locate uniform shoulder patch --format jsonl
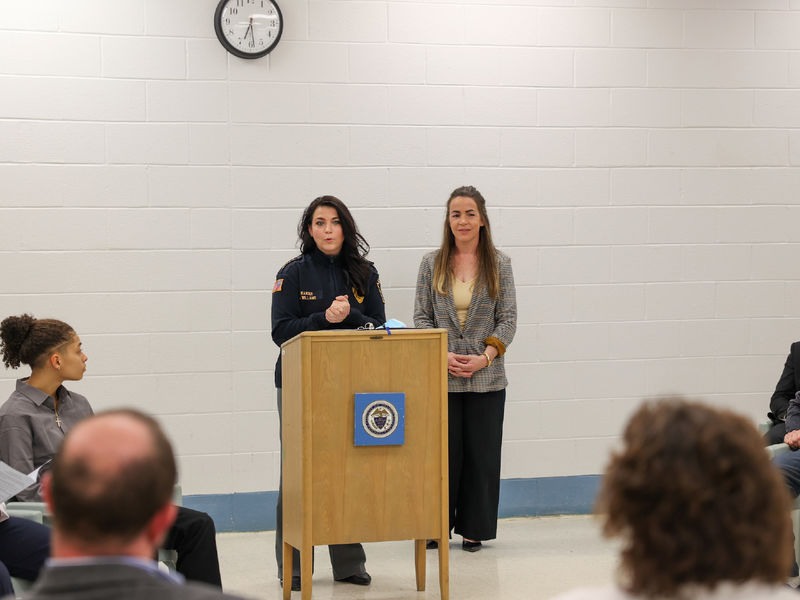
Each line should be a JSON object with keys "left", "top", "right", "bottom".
{"left": 376, "top": 278, "right": 385, "bottom": 304}
{"left": 272, "top": 279, "right": 284, "bottom": 293}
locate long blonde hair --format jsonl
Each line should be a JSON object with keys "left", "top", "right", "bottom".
{"left": 432, "top": 186, "right": 499, "bottom": 300}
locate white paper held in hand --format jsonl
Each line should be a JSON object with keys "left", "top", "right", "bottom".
{"left": 0, "top": 460, "right": 50, "bottom": 503}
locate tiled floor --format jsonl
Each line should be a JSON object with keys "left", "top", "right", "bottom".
{"left": 218, "top": 515, "right": 620, "bottom": 599}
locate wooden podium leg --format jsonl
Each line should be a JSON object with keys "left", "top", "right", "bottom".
{"left": 414, "top": 539, "right": 426, "bottom": 591}
{"left": 438, "top": 538, "right": 449, "bottom": 600}
{"left": 282, "top": 542, "right": 292, "bottom": 600}
{"left": 301, "top": 545, "right": 312, "bottom": 600}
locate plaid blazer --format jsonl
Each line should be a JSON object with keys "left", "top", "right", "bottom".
{"left": 413, "top": 250, "right": 517, "bottom": 393}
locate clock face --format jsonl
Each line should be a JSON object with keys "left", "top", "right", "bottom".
{"left": 214, "top": 0, "right": 283, "bottom": 59}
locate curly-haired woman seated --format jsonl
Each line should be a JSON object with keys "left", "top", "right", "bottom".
{"left": 0, "top": 314, "right": 222, "bottom": 588}
{"left": 552, "top": 399, "right": 797, "bottom": 600}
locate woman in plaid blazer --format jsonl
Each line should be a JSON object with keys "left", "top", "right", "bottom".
{"left": 414, "top": 186, "right": 517, "bottom": 552}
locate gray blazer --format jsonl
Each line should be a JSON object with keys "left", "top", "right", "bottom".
{"left": 12, "top": 563, "right": 245, "bottom": 600}
{"left": 413, "top": 249, "right": 517, "bottom": 393}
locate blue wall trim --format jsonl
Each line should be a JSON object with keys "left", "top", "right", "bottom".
{"left": 184, "top": 491, "right": 278, "bottom": 533}
{"left": 184, "top": 475, "right": 602, "bottom": 533}
{"left": 497, "top": 475, "right": 602, "bottom": 518}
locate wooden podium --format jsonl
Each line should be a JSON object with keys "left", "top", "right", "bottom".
{"left": 281, "top": 328, "right": 449, "bottom": 600}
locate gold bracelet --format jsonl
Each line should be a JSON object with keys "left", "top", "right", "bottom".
{"left": 483, "top": 352, "right": 492, "bottom": 367}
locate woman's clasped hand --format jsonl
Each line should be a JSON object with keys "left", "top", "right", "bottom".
{"left": 325, "top": 295, "right": 351, "bottom": 323}
{"left": 447, "top": 352, "right": 490, "bottom": 378}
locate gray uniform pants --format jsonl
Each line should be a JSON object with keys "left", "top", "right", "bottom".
{"left": 275, "top": 388, "right": 367, "bottom": 580}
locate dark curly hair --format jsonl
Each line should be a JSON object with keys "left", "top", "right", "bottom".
{"left": 0, "top": 314, "right": 75, "bottom": 369}
{"left": 598, "top": 398, "right": 793, "bottom": 598}
{"left": 298, "top": 196, "right": 372, "bottom": 297}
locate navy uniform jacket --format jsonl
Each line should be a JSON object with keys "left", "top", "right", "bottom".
{"left": 271, "top": 249, "right": 386, "bottom": 387}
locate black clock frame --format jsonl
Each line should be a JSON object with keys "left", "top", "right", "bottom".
{"left": 214, "top": 0, "right": 283, "bottom": 59}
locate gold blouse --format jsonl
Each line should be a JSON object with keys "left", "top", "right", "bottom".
{"left": 453, "top": 277, "right": 475, "bottom": 329}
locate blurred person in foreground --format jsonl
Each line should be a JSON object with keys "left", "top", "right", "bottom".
{"left": 551, "top": 399, "right": 797, "bottom": 600}
{"left": 9, "top": 409, "right": 246, "bottom": 600}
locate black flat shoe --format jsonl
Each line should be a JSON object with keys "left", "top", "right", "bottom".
{"left": 462, "top": 540, "right": 482, "bottom": 552}
{"left": 336, "top": 572, "right": 372, "bottom": 586}
{"left": 279, "top": 576, "right": 301, "bottom": 591}
{"left": 426, "top": 539, "right": 438, "bottom": 549}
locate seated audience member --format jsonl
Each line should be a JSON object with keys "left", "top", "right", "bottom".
{"left": 774, "top": 391, "right": 800, "bottom": 578}
{"left": 0, "top": 314, "right": 222, "bottom": 588}
{"left": 551, "top": 399, "right": 797, "bottom": 600}
{"left": 0, "top": 502, "right": 49, "bottom": 595}
{"left": 777, "top": 389, "right": 800, "bottom": 472}
{"left": 765, "top": 341, "right": 800, "bottom": 445}
{"left": 15, "top": 409, "right": 244, "bottom": 600}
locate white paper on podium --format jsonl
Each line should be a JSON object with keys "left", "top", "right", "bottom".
{"left": 0, "top": 460, "right": 48, "bottom": 503}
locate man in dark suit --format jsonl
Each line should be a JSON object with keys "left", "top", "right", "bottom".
{"left": 765, "top": 341, "right": 800, "bottom": 445}
{"left": 14, "top": 409, "right": 245, "bottom": 600}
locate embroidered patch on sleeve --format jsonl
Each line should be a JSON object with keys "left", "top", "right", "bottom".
{"left": 272, "top": 279, "right": 284, "bottom": 293}
{"left": 376, "top": 279, "right": 385, "bottom": 304}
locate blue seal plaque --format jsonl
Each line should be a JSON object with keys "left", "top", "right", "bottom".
{"left": 354, "top": 393, "right": 405, "bottom": 446}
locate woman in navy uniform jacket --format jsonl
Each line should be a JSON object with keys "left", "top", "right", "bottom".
{"left": 271, "top": 195, "right": 385, "bottom": 590}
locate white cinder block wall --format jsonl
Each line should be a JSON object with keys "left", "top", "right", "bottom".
{"left": 2, "top": 0, "right": 800, "bottom": 518}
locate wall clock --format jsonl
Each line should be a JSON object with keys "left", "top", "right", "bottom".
{"left": 214, "top": 0, "right": 283, "bottom": 59}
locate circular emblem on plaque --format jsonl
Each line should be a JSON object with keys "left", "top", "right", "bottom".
{"left": 362, "top": 400, "right": 399, "bottom": 438}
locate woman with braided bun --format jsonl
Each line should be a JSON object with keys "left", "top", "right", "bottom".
{"left": 0, "top": 314, "right": 224, "bottom": 589}
{"left": 0, "top": 314, "right": 91, "bottom": 500}
{"left": 0, "top": 315, "right": 78, "bottom": 595}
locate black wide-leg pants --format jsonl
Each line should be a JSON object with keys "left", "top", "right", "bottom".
{"left": 448, "top": 389, "right": 506, "bottom": 542}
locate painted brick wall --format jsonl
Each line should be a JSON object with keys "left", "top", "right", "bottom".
{"left": 2, "top": 0, "right": 799, "bottom": 499}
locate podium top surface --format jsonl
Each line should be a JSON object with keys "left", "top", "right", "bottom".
{"left": 281, "top": 327, "right": 447, "bottom": 348}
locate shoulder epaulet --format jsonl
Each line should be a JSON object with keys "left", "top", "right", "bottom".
{"left": 278, "top": 255, "right": 303, "bottom": 272}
